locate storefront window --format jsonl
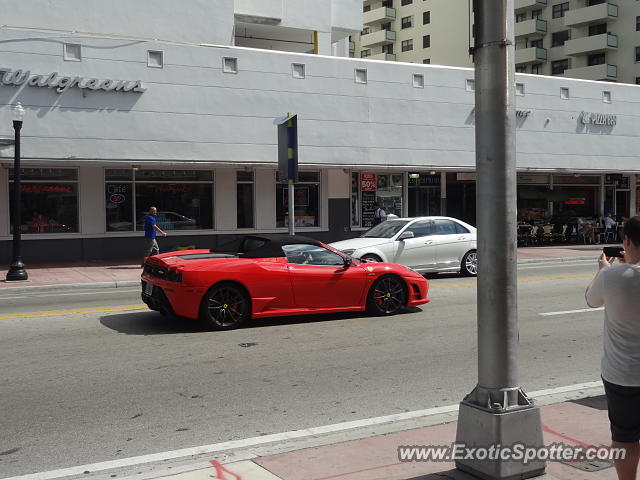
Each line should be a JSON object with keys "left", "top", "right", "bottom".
{"left": 552, "top": 175, "right": 600, "bottom": 219}
{"left": 105, "top": 169, "right": 214, "bottom": 231}
{"left": 237, "top": 171, "right": 254, "bottom": 228}
{"left": 376, "top": 173, "right": 403, "bottom": 217}
{"left": 552, "top": 186, "right": 598, "bottom": 218}
{"left": 517, "top": 186, "right": 551, "bottom": 221}
{"left": 352, "top": 172, "right": 403, "bottom": 228}
{"left": 276, "top": 171, "right": 319, "bottom": 228}
{"left": 351, "top": 172, "right": 360, "bottom": 227}
{"left": 9, "top": 168, "right": 78, "bottom": 234}
{"left": 517, "top": 175, "right": 602, "bottom": 222}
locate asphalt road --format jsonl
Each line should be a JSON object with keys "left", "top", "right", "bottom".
{"left": 0, "top": 259, "right": 603, "bottom": 477}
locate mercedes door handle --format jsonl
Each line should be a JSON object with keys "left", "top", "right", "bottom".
{"left": 424, "top": 240, "right": 434, "bottom": 245}
{"left": 458, "top": 236, "right": 468, "bottom": 240}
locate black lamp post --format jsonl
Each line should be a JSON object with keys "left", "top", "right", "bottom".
{"left": 6, "top": 102, "right": 28, "bottom": 282}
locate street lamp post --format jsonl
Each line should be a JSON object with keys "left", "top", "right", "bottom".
{"left": 6, "top": 102, "right": 28, "bottom": 282}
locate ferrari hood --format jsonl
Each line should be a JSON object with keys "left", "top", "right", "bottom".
{"left": 330, "top": 237, "right": 391, "bottom": 251}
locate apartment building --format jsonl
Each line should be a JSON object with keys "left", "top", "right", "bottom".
{"left": 351, "top": 0, "right": 640, "bottom": 84}
{"left": 514, "top": 0, "right": 640, "bottom": 84}
{"left": 351, "top": 0, "right": 473, "bottom": 66}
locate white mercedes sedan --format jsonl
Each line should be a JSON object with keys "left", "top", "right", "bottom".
{"left": 330, "top": 217, "right": 477, "bottom": 277}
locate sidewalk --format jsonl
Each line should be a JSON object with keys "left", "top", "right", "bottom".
{"left": 149, "top": 387, "right": 615, "bottom": 480}
{"left": 0, "top": 245, "right": 606, "bottom": 292}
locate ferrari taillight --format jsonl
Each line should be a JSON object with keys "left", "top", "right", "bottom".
{"left": 167, "top": 267, "right": 183, "bottom": 282}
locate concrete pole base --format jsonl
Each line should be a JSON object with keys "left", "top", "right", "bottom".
{"left": 455, "top": 402, "right": 546, "bottom": 480}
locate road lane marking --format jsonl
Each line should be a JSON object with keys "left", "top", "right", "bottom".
{"left": 0, "top": 381, "right": 603, "bottom": 480}
{"left": 0, "top": 305, "right": 147, "bottom": 320}
{"left": 430, "top": 272, "right": 593, "bottom": 288}
{"left": 540, "top": 307, "right": 604, "bottom": 316}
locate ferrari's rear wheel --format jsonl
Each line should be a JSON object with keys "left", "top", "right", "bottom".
{"left": 366, "top": 275, "right": 407, "bottom": 316}
{"left": 200, "top": 282, "right": 250, "bottom": 330}
{"left": 360, "top": 254, "right": 382, "bottom": 263}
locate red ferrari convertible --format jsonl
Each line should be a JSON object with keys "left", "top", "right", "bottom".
{"left": 141, "top": 234, "right": 429, "bottom": 330}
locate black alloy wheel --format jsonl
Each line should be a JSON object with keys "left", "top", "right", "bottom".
{"left": 366, "top": 275, "right": 407, "bottom": 316}
{"left": 200, "top": 282, "right": 250, "bottom": 330}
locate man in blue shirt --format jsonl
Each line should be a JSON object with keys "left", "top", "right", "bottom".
{"left": 142, "top": 206, "right": 167, "bottom": 266}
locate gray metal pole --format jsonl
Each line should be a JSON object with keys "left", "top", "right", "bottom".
{"left": 455, "top": 1, "right": 545, "bottom": 478}
{"left": 288, "top": 181, "right": 295, "bottom": 235}
{"left": 475, "top": 0, "right": 518, "bottom": 398}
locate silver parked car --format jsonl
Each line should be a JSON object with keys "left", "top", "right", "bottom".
{"left": 330, "top": 216, "right": 477, "bottom": 276}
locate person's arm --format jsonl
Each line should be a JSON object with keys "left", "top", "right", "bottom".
{"left": 153, "top": 224, "right": 167, "bottom": 237}
{"left": 585, "top": 252, "right": 610, "bottom": 308}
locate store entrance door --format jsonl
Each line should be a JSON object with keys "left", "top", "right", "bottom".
{"left": 408, "top": 187, "right": 441, "bottom": 217}
{"left": 616, "top": 190, "right": 630, "bottom": 218}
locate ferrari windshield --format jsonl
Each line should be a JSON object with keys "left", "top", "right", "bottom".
{"left": 361, "top": 220, "right": 410, "bottom": 238}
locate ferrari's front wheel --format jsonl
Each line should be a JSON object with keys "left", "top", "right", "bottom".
{"left": 200, "top": 282, "right": 250, "bottom": 330}
{"left": 366, "top": 275, "right": 407, "bottom": 316}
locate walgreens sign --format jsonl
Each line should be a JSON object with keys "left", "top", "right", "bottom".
{"left": 0, "top": 67, "right": 146, "bottom": 94}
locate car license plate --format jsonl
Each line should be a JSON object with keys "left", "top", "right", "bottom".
{"left": 144, "top": 281, "right": 154, "bottom": 296}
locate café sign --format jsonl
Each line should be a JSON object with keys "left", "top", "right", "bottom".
{"left": 581, "top": 111, "right": 616, "bottom": 126}
{"left": 0, "top": 67, "right": 146, "bottom": 94}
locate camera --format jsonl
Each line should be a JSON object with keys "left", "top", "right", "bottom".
{"left": 603, "top": 246, "right": 624, "bottom": 258}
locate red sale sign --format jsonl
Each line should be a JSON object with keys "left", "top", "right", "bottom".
{"left": 360, "top": 173, "right": 377, "bottom": 191}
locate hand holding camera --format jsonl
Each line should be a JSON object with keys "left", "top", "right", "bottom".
{"left": 599, "top": 246, "right": 626, "bottom": 270}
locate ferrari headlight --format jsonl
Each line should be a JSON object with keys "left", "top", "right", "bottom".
{"left": 341, "top": 249, "right": 356, "bottom": 256}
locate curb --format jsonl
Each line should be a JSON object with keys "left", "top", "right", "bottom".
{"left": 0, "top": 280, "right": 140, "bottom": 294}
{"left": 0, "top": 256, "right": 598, "bottom": 294}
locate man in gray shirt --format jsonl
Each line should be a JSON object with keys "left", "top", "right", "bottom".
{"left": 586, "top": 216, "right": 640, "bottom": 480}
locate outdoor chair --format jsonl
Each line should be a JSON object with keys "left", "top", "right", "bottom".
{"left": 517, "top": 225, "right": 532, "bottom": 246}
{"left": 552, "top": 224, "right": 568, "bottom": 244}
{"left": 529, "top": 225, "right": 539, "bottom": 246}
{"left": 541, "top": 225, "right": 553, "bottom": 244}
{"left": 599, "top": 229, "right": 615, "bottom": 244}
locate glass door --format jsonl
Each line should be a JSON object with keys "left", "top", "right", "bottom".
{"left": 408, "top": 186, "right": 441, "bottom": 217}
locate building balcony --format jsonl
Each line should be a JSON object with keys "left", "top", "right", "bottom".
{"left": 515, "top": 47, "right": 548, "bottom": 65}
{"left": 515, "top": 0, "right": 548, "bottom": 13}
{"left": 564, "top": 63, "right": 617, "bottom": 81}
{"left": 370, "top": 52, "right": 396, "bottom": 61}
{"left": 360, "top": 29, "right": 396, "bottom": 47}
{"left": 564, "top": 2, "right": 618, "bottom": 28}
{"left": 564, "top": 33, "right": 618, "bottom": 56}
{"left": 515, "top": 19, "right": 547, "bottom": 39}
{"left": 363, "top": 7, "right": 396, "bottom": 25}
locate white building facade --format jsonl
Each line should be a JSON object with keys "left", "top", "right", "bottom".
{"left": 0, "top": 0, "right": 639, "bottom": 262}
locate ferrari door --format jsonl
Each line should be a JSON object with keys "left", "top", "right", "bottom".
{"left": 283, "top": 244, "right": 368, "bottom": 308}
{"left": 393, "top": 220, "right": 438, "bottom": 270}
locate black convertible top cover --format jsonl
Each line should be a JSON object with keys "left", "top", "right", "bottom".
{"left": 214, "top": 234, "right": 322, "bottom": 258}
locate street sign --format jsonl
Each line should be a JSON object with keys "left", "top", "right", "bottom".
{"left": 277, "top": 114, "right": 298, "bottom": 183}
